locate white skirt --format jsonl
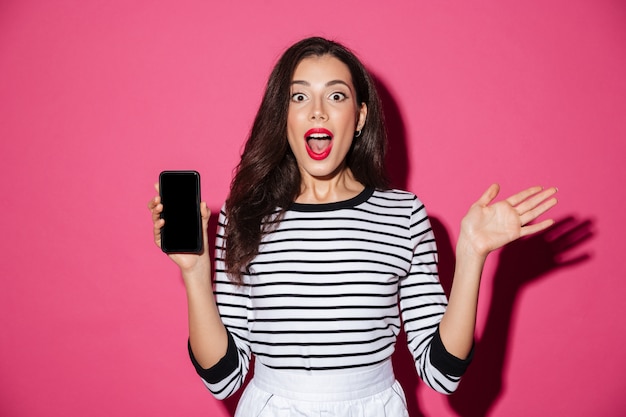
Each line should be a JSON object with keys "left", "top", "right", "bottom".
{"left": 234, "top": 359, "right": 409, "bottom": 417}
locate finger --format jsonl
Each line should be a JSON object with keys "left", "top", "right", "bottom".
{"left": 147, "top": 195, "right": 161, "bottom": 210}
{"left": 520, "top": 196, "right": 558, "bottom": 225}
{"left": 153, "top": 217, "right": 164, "bottom": 233}
{"left": 154, "top": 182, "right": 160, "bottom": 193}
{"left": 200, "top": 202, "right": 210, "bottom": 234}
{"left": 200, "top": 202, "right": 210, "bottom": 247}
{"left": 476, "top": 183, "right": 500, "bottom": 206}
{"left": 520, "top": 218, "right": 555, "bottom": 238}
{"left": 505, "top": 186, "right": 544, "bottom": 207}
{"left": 200, "top": 201, "right": 210, "bottom": 220}
{"left": 516, "top": 187, "right": 558, "bottom": 214}
{"left": 151, "top": 202, "right": 163, "bottom": 223}
{"left": 153, "top": 217, "right": 164, "bottom": 248}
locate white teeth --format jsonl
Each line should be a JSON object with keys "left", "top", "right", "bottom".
{"left": 307, "top": 133, "right": 331, "bottom": 139}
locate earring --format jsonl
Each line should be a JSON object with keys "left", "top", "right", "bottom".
{"left": 355, "top": 129, "right": 362, "bottom": 138}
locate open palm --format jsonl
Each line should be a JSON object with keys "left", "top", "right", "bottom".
{"left": 461, "top": 184, "right": 558, "bottom": 257}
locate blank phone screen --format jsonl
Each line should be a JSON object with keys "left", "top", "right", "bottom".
{"left": 159, "top": 171, "right": 202, "bottom": 253}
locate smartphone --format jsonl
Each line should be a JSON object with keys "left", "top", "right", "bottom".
{"left": 158, "top": 170, "right": 203, "bottom": 254}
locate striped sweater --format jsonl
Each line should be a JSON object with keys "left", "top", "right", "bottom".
{"left": 189, "top": 188, "right": 472, "bottom": 398}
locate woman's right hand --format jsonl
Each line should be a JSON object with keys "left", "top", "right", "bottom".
{"left": 148, "top": 184, "right": 211, "bottom": 274}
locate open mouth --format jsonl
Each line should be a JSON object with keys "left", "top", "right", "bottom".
{"left": 304, "top": 128, "right": 333, "bottom": 160}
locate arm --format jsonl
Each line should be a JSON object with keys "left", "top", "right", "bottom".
{"left": 438, "top": 184, "right": 558, "bottom": 359}
{"left": 401, "top": 197, "right": 471, "bottom": 394}
{"left": 148, "top": 190, "right": 229, "bottom": 368}
{"left": 192, "top": 209, "right": 253, "bottom": 398}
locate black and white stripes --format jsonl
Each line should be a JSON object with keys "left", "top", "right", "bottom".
{"left": 192, "top": 188, "right": 470, "bottom": 398}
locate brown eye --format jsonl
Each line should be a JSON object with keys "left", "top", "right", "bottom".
{"left": 330, "top": 92, "right": 347, "bottom": 101}
{"left": 291, "top": 93, "right": 307, "bottom": 102}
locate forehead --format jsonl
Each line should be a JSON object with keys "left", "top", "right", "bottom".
{"left": 292, "top": 55, "right": 353, "bottom": 86}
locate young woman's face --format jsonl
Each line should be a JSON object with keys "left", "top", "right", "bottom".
{"left": 287, "top": 54, "right": 367, "bottom": 182}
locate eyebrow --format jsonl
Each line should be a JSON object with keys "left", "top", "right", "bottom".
{"left": 290, "top": 80, "right": 352, "bottom": 88}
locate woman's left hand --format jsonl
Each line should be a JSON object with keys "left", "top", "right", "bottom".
{"left": 459, "top": 184, "right": 558, "bottom": 258}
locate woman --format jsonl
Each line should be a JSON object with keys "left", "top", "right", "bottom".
{"left": 148, "top": 37, "right": 557, "bottom": 416}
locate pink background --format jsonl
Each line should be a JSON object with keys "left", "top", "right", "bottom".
{"left": 1, "top": 1, "right": 624, "bottom": 416}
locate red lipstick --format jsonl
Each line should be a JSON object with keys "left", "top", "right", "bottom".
{"left": 304, "top": 128, "right": 333, "bottom": 160}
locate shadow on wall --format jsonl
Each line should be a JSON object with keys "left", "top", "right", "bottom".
{"left": 374, "top": 74, "right": 409, "bottom": 192}
{"left": 443, "top": 215, "right": 594, "bottom": 417}
{"left": 393, "top": 215, "right": 594, "bottom": 417}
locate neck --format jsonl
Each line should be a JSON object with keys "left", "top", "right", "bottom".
{"left": 296, "top": 167, "right": 364, "bottom": 204}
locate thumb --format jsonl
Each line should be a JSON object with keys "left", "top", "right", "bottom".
{"left": 200, "top": 202, "right": 210, "bottom": 223}
{"left": 476, "top": 183, "right": 500, "bottom": 207}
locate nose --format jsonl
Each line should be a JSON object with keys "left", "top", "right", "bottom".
{"left": 309, "top": 99, "right": 327, "bottom": 121}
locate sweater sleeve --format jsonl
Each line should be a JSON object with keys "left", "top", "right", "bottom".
{"left": 399, "top": 195, "right": 473, "bottom": 394}
{"left": 187, "top": 208, "right": 252, "bottom": 399}
{"left": 188, "top": 330, "right": 239, "bottom": 383}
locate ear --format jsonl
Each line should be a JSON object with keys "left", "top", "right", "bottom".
{"left": 356, "top": 102, "right": 367, "bottom": 131}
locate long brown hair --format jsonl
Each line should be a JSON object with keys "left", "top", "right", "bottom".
{"left": 224, "top": 37, "right": 389, "bottom": 284}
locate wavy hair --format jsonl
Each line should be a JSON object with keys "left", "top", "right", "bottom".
{"left": 224, "top": 37, "right": 389, "bottom": 284}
